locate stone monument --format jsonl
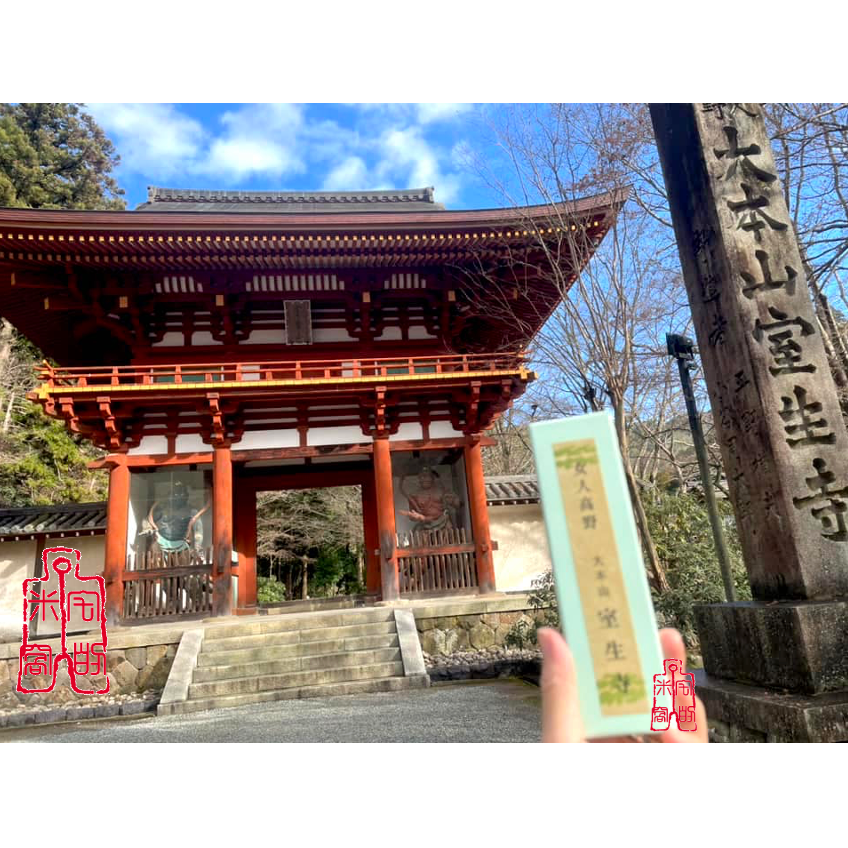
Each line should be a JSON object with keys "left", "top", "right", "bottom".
{"left": 651, "top": 103, "right": 848, "bottom": 742}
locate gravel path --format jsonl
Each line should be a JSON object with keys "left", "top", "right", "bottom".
{"left": 1, "top": 679, "right": 542, "bottom": 743}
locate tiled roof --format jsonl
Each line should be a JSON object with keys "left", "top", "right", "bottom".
{"left": 0, "top": 502, "right": 107, "bottom": 540}
{"left": 137, "top": 186, "right": 445, "bottom": 213}
{"left": 485, "top": 475, "right": 540, "bottom": 505}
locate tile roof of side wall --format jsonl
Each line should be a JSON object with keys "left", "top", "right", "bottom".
{"left": 0, "top": 502, "right": 107, "bottom": 539}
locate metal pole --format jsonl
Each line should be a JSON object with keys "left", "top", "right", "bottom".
{"left": 667, "top": 334, "right": 736, "bottom": 602}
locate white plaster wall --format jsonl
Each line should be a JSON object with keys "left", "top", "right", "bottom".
{"left": 0, "top": 539, "right": 34, "bottom": 638}
{"left": 312, "top": 328, "right": 355, "bottom": 343}
{"left": 175, "top": 434, "right": 208, "bottom": 453}
{"left": 128, "top": 436, "right": 169, "bottom": 456}
{"left": 151, "top": 332, "right": 183, "bottom": 347}
{"left": 375, "top": 326, "right": 402, "bottom": 341}
{"left": 244, "top": 329, "right": 286, "bottom": 345}
{"left": 41, "top": 536, "right": 106, "bottom": 636}
{"left": 0, "top": 536, "right": 107, "bottom": 639}
{"left": 489, "top": 503, "right": 552, "bottom": 592}
{"left": 191, "top": 331, "right": 224, "bottom": 346}
{"left": 428, "top": 421, "right": 464, "bottom": 439}
{"left": 307, "top": 426, "right": 372, "bottom": 446}
{"left": 237, "top": 429, "right": 300, "bottom": 451}
{"left": 407, "top": 325, "right": 436, "bottom": 339}
{"left": 390, "top": 423, "right": 423, "bottom": 441}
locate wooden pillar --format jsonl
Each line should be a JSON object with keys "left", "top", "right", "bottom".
{"left": 361, "top": 479, "right": 381, "bottom": 594}
{"left": 465, "top": 437, "right": 496, "bottom": 594}
{"left": 104, "top": 456, "right": 129, "bottom": 624}
{"left": 235, "top": 481, "right": 257, "bottom": 613}
{"left": 373, "top": 436, "right": 399, "bottom": 601}
{"left": 212, "top": 445, "right": 233, "bottom": 616}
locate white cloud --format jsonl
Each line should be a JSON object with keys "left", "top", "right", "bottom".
{"left": 194, "top": 103, "right": 306, "bottom": 181}
{"left": 86, "top": 103, "right": 204, "bottom": 179}
{"left": 322, "top": 156, "right": 370, "bottom": 191}
{"left": 415, "top": 103, "right": 473, "bottom": 124}
{"left": 88, "top": 103, "right": 469, "bottom": 205}
{"left": 374, "top": 127, "right": 462, "bottom": 203}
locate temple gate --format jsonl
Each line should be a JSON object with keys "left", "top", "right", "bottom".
{"left": 0, "top": 186, "right": 620, "bottom": 623}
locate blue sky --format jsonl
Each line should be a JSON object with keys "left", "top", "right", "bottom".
{"left": 87, "top": 103, "right": 502, "bottom": 211}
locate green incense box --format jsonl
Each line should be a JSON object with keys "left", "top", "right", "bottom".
{"left": 530, "top": 411, "right": 667, "bottom": 738}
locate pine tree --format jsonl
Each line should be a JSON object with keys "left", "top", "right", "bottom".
{"left": 0, "top": 103, "right": 125, "bottom": 210}
{"left": 0, "top": 103, "right": 125, "bottom": 505}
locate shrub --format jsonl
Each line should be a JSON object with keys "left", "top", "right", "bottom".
{"left": 257, "top": 575, "right": 287, "bottom": 605}
{"left": 504, "top": 570, "right": 559, "bottom": 649}
{"left": 646, "top": 488, "right": 750, "bottom": 653}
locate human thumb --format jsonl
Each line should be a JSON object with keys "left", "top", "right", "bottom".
{"left": 539, "top": 627, "right": 584, "bottom": 743}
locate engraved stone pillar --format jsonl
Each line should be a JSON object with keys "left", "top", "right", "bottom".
{"left": 651, "top": 103, "right": 848, "bottom": 741}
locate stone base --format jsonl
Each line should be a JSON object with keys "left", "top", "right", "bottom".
{"left": 695, "top": 670, "right": 848, "bottom": 742}
{"left": 694, "top": 600, "right": 848, "bottom": 694}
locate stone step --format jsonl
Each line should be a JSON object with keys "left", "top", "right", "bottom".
{"left": 159, "top": 674, "right": 429, "bottom": 717}
{"left": 188, "top": 661, "right": 405, "bottom": 699}
{"left": 196, "top": 633, "right": 400, "bottom": 668}
{"left": 200, "top": 621, "right": 396, "bottom": 653}
{"left": 193, "top": 647, "right": 403, "bottom": 682}
{"left": 204, "top": 608, "right": 395, "bottom": 641}
{"left": 259, "top": 595, "right": 373, "bottom": 615}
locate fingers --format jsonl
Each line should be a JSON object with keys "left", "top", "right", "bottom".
{"left": 538, "top": 627, "right": 584, "bottom": 743}
{"left": 657, "top": 627, "right": 709, "bottom": 743}
{"left": 659, "top": 628, "right": 687, "bottom": 673}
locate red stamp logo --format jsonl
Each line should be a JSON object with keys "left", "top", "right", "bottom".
{"left": 17, "top": 547, "right": 109, "bottom": 695}
{"left": 650, "top": 658, "right": 696, "bottom": 731}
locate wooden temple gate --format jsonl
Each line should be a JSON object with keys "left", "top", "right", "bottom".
{"left": 2, "top": 184, "right": 621, "bottom": 623}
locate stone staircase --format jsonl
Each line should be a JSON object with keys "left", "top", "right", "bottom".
{"left": 158, "top": 607, "right": 428, "bottom": 716}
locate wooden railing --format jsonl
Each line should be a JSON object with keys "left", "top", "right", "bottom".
{"left": 122, "top": 547, "right": 213, "bottom": 621}
{"left": 396, "top": 527, "right": 478, "bottom": 595}
{"left": 127, "top": 546, "right": 212, "bottom": 572}
{"left": 36, "top": 352, "right": 526, "bottom": 390}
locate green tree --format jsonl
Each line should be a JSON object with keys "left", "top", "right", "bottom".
{"left": 645, "top": 488, "right": 750, "bottom": 653}
{"left": 0, "top": 103, "right": 124, "bottom": 209}
{"left": 256, "top": 486, "right": 365, "bottom": 600}
{"left": 0, "top": 103, "right": 125, "bottom": 506}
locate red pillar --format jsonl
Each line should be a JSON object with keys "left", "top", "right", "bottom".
{"left": 373, "top": 436, "right": 399, "bottom": 601}
{"left": 361, "top": 479, "right": 381, "bottom": 595}
{"left": 465, "top": 437, "right": 496, "bottom": 594}
{"left": 213, "top": 445, "right": 233, "bottom": 616}
{"left": 104, "top": 456, "right": 129, "bottom": 624}
{"left": 235, "top": 481, "right": 257, "bottom": 613}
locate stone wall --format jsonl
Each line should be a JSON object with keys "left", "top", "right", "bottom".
{"left": 707, "top": 718, "right": 768, "bottom": 743}
{"left": 412, "top": 594, "right": 545, "bottom": 656}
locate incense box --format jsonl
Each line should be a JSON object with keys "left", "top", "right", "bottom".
{"left": 529, "top": 411, "right": 668, "bottom": 738}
